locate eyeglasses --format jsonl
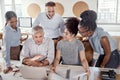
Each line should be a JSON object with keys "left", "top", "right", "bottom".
{"left": 63, "top": 32, "right": 72, "bottom": 36}
{"left": 79, "top": 29, "right": 89, "bottom": 34}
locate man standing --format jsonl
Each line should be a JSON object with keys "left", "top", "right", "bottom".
{"left": 33, "top": 1, "right": 64, "bottom": 42}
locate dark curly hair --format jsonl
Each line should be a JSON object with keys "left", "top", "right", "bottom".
{"left": 65, "top": 17, "right": 80, "bottom": 36}
{"left": 80, "top": 10, "right": 97, "bottom": 31}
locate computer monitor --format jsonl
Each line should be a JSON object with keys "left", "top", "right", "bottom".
{"left": 18, "top": 17, "right": 32, "bottom": 28}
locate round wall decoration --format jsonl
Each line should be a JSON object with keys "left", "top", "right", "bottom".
{"left": 27, "top": 3, "right": 41, "bottom": 18}
{"left": 73, "top": 1, "right": 89, "bottom": 17}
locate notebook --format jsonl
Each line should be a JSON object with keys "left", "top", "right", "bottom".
{"left": 20, "top": 65, "right": 47, "bottom": 79}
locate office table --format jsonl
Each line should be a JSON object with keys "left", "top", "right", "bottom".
{"left": 0, "top": 60, "right": 120, "bottom": 80}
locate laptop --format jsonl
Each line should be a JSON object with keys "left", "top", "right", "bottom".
{"left": 20, "top": 65, "right": 48, "bottom": 79}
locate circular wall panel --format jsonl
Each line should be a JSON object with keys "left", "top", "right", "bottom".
{"left": 27, "top": 3, "right": 41, "bottom": 18}
{"left": 73, "top": 1, "right": 89, "bottom": 17}
{"left": 55, "top": 2, "right": 64, "bottom": 16}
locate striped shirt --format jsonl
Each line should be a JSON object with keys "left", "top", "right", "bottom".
{"left": 33, "top": 12, "right": 65, "bottom": 38}
{"left": 20, "top": 37, "right": 54, "bottom": 64}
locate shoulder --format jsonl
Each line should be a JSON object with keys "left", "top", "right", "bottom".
{"left": 96, "top": 27, "right": 104, "bottom": 33}
{"left": 24, "top": 38, "right": 33, "bottom": 44}
{"left": 74, "top": 39, "right": 83, "bottom": 44}
{"left": 44, "top": 37, "right": 51, "bottom": 40}
{"left": 57, "top": 40, "right": 66, "bottom": 46}
{"left": 54, "top": 14, "right": 63, "bottom": 20}
{"left": 96, "top": 27, "right": 108, "bottom": 38}
{"left": 44, "top": 37, "right": 53, "bottom": 43}
{"left": 3, "top": 26, "right": 11, "bottom": 34}
{"left": 55, "top": 13, "right": 61, "bottom": 17}
{"left": 38, "top": 12, "right": 46, "bottom": 17}
{"left": 58, "top": 39, "right": 65, "bottom": 44}
{"left": 4, "top": 25, "right": 10, "bottom": 31}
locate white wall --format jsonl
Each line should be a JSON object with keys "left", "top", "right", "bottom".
{"left": 0, "top": 0, "right": 120, "bottom": 35}
{"left": 20, "top": 0, "right": 120, "bottom": 36}
{"left": 21, "top": 0, "right": 97, "bottom": 18}
{"left": 21, "top": 0, "right": 45, "bottom": 18}
{"left": 47, "top": 0, "right": 97, "bottom": 17}
{"left": 98, "top": 24, "right": 120, "bottom": 36}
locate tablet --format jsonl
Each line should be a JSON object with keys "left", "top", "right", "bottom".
{"left": 36, "top": 56, "right": 47, "bottom": 62}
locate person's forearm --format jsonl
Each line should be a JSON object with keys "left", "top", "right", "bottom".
{"left": 53, "top": 58, "right": 60, "bottom": 67}
{"left": 20, "top": 37, "right": 28, "bottom": 42}
{"left": 22, "top": 58, "right": 44, "bottom": 67}
{"left": 101, "top": 55, "right": 110, "bottom": 67}
{"left": 22, "top": 58, "right": 31, "bottom": 65}
{"left": 81, "top": 59, "right": 90, "bottom": 72}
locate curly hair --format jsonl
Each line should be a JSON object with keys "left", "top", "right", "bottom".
{"left": 65, "top": 17, "right": 80, "bottom": 36}
{"left": 80, "top": 10, "right": 97, "bottom": 31}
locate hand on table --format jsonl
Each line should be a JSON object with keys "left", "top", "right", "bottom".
{"left": 25, "top": 59, "right": 43, "bottom": 67}
{"left": 50, "top": 66, "right": 56, "bottom": 73}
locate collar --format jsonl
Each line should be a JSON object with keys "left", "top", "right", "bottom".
{"left": 32, "top": 37, "right": 46, "bottom": 45}
{"left": 46, "top": 13, "right": 55, "bottom": 20}
{"left": 7, "top": 24, "right": 18, "bottom": 32}
{"left": 89, "top": 28, "right": 98, "bottom": 39}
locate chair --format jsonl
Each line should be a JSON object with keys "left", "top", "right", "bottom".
{"left": 76, "top": 36, "right": 94, "bottom": 66}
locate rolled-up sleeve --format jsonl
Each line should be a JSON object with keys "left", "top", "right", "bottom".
{"left": 47, "top": 39, "right": 54, "bottom": 65}
{"left": 20, "top": 40, "right": 30, "bottom": 63}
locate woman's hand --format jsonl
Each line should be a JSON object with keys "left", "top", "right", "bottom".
{"left": 20, "top": 34, "right": 28, "bottom": 42}
{"left": 50, "top": 65, "right": 56, "bottom": 73}
{"left": 85, "top": 68, "right": 91, "bottom": 79}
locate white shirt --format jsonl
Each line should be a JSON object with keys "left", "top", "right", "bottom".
{"left": 20, "top": 37, "right": 54, "bottom": 64}
{"left": 33, "top": 12, "right": 65, "bottom": 38}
